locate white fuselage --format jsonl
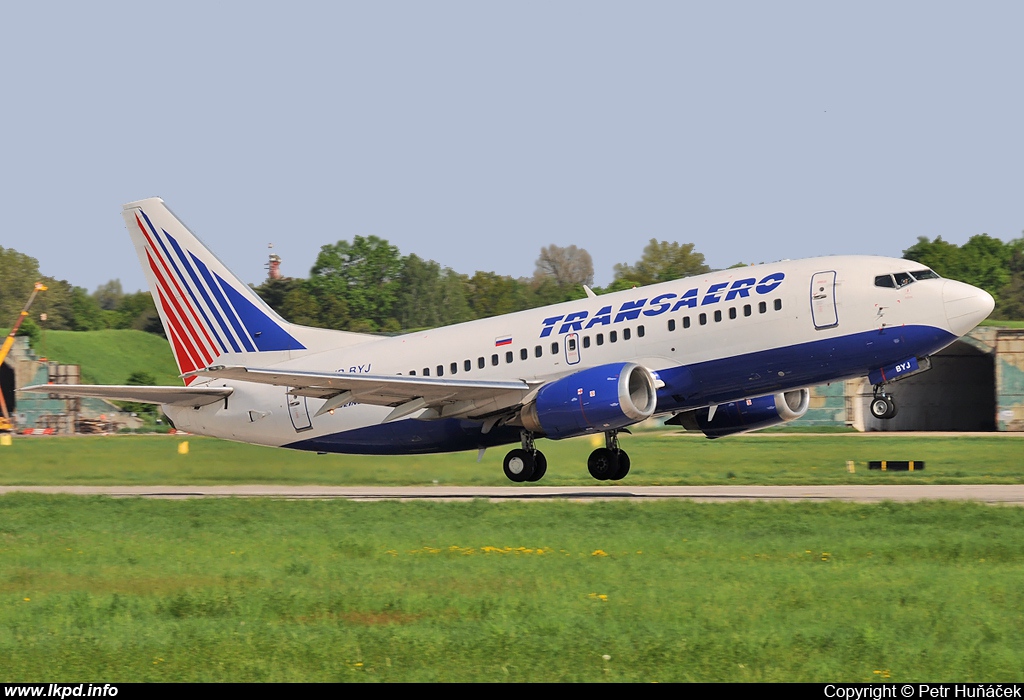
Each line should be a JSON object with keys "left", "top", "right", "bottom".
{"left": 164, "top": 255, "right": 990, "bottom": 454}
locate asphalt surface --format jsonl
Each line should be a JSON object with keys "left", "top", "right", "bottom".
{"left": 2, "top": 484, "right": 1024, "bottom": 503}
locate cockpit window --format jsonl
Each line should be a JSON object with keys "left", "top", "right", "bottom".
{"left": 876, "top": 270, "right": 935, "bottom": 288}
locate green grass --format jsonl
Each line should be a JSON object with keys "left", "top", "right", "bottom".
{"left": 980, "top": 319, "right": 1024, "bottom": 328}
{"left": 1, "top": 496, "right": 1022, "bottom": 682}
{"left": 35, "top": 329, "right": 179, "bottom": 386}
{"left": 1, "top": 432, "right": 1023, "bottom": 486}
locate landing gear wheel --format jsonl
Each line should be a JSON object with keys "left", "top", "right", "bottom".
{"left": 870, "top": 395, "right": 898, "bottom": 420}
{"left": 587, "top": 448, "right": 618, "bottom": 481}
{"left": 526, "top": 451, "right": 547, "bottom": 482}
{"left": 503, "top": 449, "right": 535, "bottom": 483}
{"left": 870, "top": 397, "right": 890, "bottom": 419}
{"left": 609, "top": 451, "right": 630, "bottom": 481}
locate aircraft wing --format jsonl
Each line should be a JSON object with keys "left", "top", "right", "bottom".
{"left": 20, "top": 384, "right": 233, "bottom": 407}
{"left": 187, "top": 365, "right": 536, "bottom": 421}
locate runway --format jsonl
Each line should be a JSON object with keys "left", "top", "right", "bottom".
{"left": 3, "top": 484, "right": 1024, "bottom": 504}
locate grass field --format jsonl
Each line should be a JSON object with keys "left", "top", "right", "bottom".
{"left": 35, "top": 330, "right": 179, "bottom": 386}
{"left": 2, "top": 496, "right": 1022, "bottom": 682}
{"left": 3, "top": 432, "right": 1022, "bottom": 682}
{"left": 1, "top": 431, "right": 1022, "bottom": 486}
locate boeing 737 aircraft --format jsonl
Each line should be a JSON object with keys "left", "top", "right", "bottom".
{"left": 27, "top": 198, "right": 995, "bottom": 482}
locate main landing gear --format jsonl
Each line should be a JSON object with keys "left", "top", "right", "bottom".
{"left": 869, "top": 387, "right": 899, "bottom": 420}
{"left": 500, "top": 429, "right": 631, "bottom": 483}
{"left": 587, "top": 430, "right": 630, "bottom": 481}
{"left": 502, "top": 431, "right": 547, "bottom": 483}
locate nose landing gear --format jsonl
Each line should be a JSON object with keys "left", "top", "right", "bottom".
{"left": 869, "top": 388, "right": 898, "bottom": 420}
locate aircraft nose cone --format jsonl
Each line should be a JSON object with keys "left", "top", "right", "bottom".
{"left": 943, "top": 280, "right": 995, "bottom": 336}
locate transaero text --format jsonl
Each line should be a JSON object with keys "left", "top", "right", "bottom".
{"left": 539, "top": 273, "right": 786, "bottom": 337}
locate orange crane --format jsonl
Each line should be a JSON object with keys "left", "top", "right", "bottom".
{"left": 0, "top": 282, "right": 47, "bottom": 432}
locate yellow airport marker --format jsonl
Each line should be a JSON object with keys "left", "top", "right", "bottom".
{"left": 178, "top": 441, "right": 189, "bottom": 455}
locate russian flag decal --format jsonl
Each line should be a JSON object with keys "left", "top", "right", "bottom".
{"left": 495, "top": 336, "right": 513, "bottom": 347}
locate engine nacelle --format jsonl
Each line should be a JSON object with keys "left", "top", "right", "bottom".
{"left": 670, "top": 388, "right": 810, "bottom": 439}
{"left": 520, "top": 362, "right": 657, "bottom": 439}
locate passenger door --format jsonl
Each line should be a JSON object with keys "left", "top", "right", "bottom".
{"left": 810, "top": 271, "right": 839, "bottom": 329}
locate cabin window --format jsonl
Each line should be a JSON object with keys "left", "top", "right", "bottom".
{"left": 437, "top": 365, "right": 444, "bottom": 376}
{"left": 729, "top": 307, "right": 737, "bottom": 320}
{"left": 610, "top": 330, "right": 618, "bottom": 343}
{"left": 478, "top": 357, "right": 485, "bottom": 369}
{"left": 874, "top": 274, "right": 895, "bottom": 288}
{"left": 535, "top": 345, "right": 543, "bottom": 358}
{"left": 520, "top": 348, "right": 528, "bottom": 361}
{"left": 596, "top": 333, "right": 604, "bottom": 346}
{"left": 759, "top": 301, "right": 767, "bottom": 314}
{"left": 637, "top": 325, "right": 645, "bottom": 337}
{"left": 464, "top": 359, "right": 471, "bottom": 372}
{"left": 683, "top": 316, "right": 691, "bottom": 329}
{"left": 551, "top": 342, "right": 559, "bottom": 354}
{"left": 423, "top": 368, "right": 430, "bottom": 376}
{"left": 774, "top": 299, "right": 783, "bottom": 311}
{"left": 668, "top": 319, "right": 676, "bottom": 332}
{"left": 623, "top": 328, "right": 631, "bottom": 340}
{"left": 450, "top": 362, "right": 458, "bottom": 375}
{"left": 714, "top": 310, "right": 722, "bottom": 322}
{"left": 743, "top": 304, "right": 751, "bottom": 317}
{"left": 410, "top": 370, "right": 416, "bottom": 376}
{"left": 506, "top": 351, "right": 514, "bottom": 363}
{"left": 568, "top": 337, "right": 577, "bottom": 351}
{"left": 699, "top": 313, "right": 707, "bottom": 325}
{"left": 491, "top": 354, "right": 499, "bottom": 366}
{"left": 583, "top": 335, "right": 591, "bottom": 348}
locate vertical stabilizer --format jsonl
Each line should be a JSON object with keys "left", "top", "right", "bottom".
{"left": 122, "top": 198, "right": 370, "bottom": 383}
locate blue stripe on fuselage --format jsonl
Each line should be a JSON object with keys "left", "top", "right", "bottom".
{"left": 283, "top": 323, "right": 957, "bottom": 455}
{"left": 285, "top": 419, "right": 524, "bottom": 455}
{"left": 653, "top": 323, "right": 957, "bottom": 411}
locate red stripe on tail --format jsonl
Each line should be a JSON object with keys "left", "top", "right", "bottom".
{"left": 136, "top": 214, "right": 219, "bottom": 362}
{"left": 148, "top": 250, "right": 208, "bottom": 372}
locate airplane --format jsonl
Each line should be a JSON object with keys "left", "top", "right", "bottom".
{"left": 25, "top": 198, "right": 995, "bottom": 482}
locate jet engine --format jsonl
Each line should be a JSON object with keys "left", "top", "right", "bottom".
{"left": 520, "top": 362, "right": 657, "bottom": 439}
{"left": 669, "top": 388, "right": 810, "bottom": 438}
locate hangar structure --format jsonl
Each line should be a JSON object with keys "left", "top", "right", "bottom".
{"left": 2, "top": 337, "right": 138, "bottom": 434}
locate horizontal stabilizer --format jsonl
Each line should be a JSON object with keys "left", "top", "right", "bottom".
{"left": 21, "top": 384, "right": 232, "bottom": 407}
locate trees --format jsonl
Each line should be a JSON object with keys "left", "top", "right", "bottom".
{"left": 533, "top": 244, "right": 594, "bottom": 288}
{"left": 612, "top": 239, "right": 710, "bottom": 287}
{"left": 308, "top": 235, "right": 402, "bottom": 331}
{"left": 393, "top": 255, "right": 471, "bottom": 330}
{"left": 903, "top": 233, "right": 1024, "bottom": 319}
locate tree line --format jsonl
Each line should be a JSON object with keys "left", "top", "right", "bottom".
{"left": 0, "top": 246, "right": 161, "bottom": 346}
{"left": 250, "top": 237, "right": 712, "bottom": 333}
{"left": 4, "top": 230, "right": 1024, "bottom": 346}
{"left": 902, "top": 234, "right": 1024, "bottom": 319}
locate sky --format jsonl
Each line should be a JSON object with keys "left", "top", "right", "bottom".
{"left": 2, "top": 2, "right": 1023, "bottom": 293}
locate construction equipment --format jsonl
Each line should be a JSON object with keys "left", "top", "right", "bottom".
{"left": 0, "top": 282, "right": 47, "bottom": 431}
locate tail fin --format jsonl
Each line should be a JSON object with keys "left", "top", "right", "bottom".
{"left": 122, "top": 198, "right": 371, "bottom": 383}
